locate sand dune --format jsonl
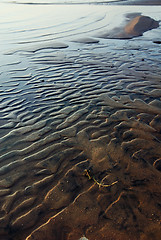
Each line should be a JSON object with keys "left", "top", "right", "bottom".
{"left": 124, "top": 15, "right": 159, "bottom": 36}
{"left": 99, "top": 14, "right": 159, "bottom": 39}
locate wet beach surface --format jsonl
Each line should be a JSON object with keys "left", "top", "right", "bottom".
{"left": 0, "top": 2, "right": 161, "bottom": 240}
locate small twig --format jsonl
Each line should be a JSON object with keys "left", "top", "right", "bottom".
{"left": 84, "top": 169, "right": 118, "bottom": 188}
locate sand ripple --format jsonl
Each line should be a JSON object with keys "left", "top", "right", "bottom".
{"left": 0, "top": 3, "right": 161, "bottom": 240}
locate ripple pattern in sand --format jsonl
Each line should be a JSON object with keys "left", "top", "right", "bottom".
{"left": 0, "top": 39, "right": 161, "bottom": 240}
{"left": 0, "top": 4, "right": 161, "bottom": 240}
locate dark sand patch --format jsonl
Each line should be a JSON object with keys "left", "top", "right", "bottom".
{"left": 153, "top": 40, "right": 161, "bottom": 44}
{"left": 112, "top": 0, "right": 161, "bottom": 5}
{"left": 5, "top": 42, "right": 69, "bottom": 55}
{"left": 72, "top": 37, "right": 99, "bottom": 44}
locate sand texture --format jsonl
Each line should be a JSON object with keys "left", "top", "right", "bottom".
{"left": 0, "top": 2, "right": 161, "bottom": 240}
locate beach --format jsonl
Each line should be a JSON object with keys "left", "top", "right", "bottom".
{"left": 0, "top": 0, "right": 161, "bottom": 239}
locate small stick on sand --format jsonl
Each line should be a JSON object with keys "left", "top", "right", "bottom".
{"left": 84, "top": 169, "right": 118, "bottom": 188}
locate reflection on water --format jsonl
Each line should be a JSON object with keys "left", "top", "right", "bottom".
{"left": 0, "top": 1, "right": 161, "bottom": 240}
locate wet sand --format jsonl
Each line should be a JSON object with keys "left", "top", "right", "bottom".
{"left": 0, "top": 1, "right": 161, "bottom": 240}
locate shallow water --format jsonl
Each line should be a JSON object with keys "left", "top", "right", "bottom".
{"left": 0, "top": 1, "right": 161, "bottom": 240}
